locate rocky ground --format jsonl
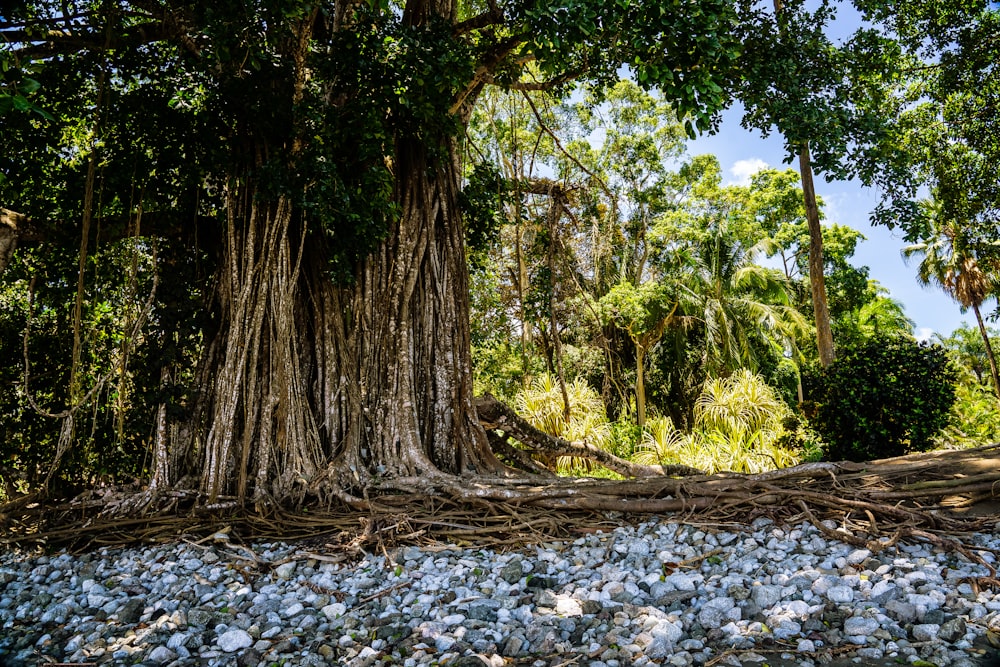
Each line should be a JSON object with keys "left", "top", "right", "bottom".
{"left": 2, "top": 517, "right": 1000, "bottom": 667}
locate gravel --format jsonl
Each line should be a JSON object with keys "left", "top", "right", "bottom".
{"left": 2, "top": 517, "right": 999, "bottom": 666}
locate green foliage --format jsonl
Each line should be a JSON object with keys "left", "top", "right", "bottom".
{"left": 860, "top": 3, "right": 1000, "bottom": 241}
{"left": 460, "top": 162, "right": 508, "bottom": 268}
{"left": 0, "top": 59, "right": 53, "bottom": 120}
{"left": 806, "top": 335, "right": 958, "bottom": 462}
{"left": 937, "top": 323, "right": 1000, "bottom": 389}
{"left": 634, "top": 370, "right": 803, "bottom": 473}
{"left": 938, "top": 382, "right": 1000, "bottom": 449}
{"left": 523, "top": 0, "right": 742, "bottom": 136}
{"left": 734, "top": 0, "right": 893, "bottom": 178}
{"left": 0, "top": 239, "right": 207, "bottom": 496}
{"left": 514, "top": 375, "right": 612, "bottom": 473}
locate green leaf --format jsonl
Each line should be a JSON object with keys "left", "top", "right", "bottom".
{"left": 17, "top": 77, "right": 41, "bottom": 95}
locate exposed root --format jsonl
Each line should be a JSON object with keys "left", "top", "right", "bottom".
{"left": 475, "top": 393, "right": 704, "bottom": 478}
{"left": 3, "top": 410, "right": 999, "bottom": 556}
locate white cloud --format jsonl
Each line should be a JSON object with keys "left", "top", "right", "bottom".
{"left": 915, "top": 327, "right": 934, "bottom": 342}
{"left": 729, "top": 158, "right": 769, "bottom": 186}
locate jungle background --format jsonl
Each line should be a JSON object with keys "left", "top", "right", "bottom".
{"left": 1, "top": 0, "right": 999, "bottom": 538}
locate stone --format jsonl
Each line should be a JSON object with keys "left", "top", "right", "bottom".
{"left": 236, "top": 648, "right": 262, "bottom": 667}
{"left": 911, "top": 624, "right": 940, "bottom": 641}
{"left": 282, "top": 601, "right": 304, "bottom": 618}
{"left": 869, "top": 580, "right": 898, "bottom": 604}
{"left": 885, "top": 600, "right": 918, "bottom": 624}
{"left": 322, "top": 602, "right": 346, "bottom": 620}
{"left": 187, "top": 608, "right": 214, "bottom": 627}
{"left": 535, "top": 590, "right": 558, "bottom": 607}
{"left": 467, "top": 600, "right": 501, "bottom": 621}
{"left": 846, "top": 549, "right": 872, "bottom": 565}
{"left": 751, "top": 585, "right": 782, "bottom": 609}
{"left": 698, "top": 597, "right": 738, "bottom": 630}
{"left": 500, "top": 559, "right": 525, "bottom": 585}
{"left": 827, "top": 586, "right": 854, "bottom": 603}
{"left": 501, "top": 635, "right": 525, "bottom": 656}
{"left": 117, "top": 597, "right": 145, "bottom": 624}
{"left": 217, "top": 629, "right": 254, "bottom": 652}
{"left": 146, "top": 646, "right": 176, "bottom": 664}
{"left": 939, "top": 617, "right": 967, "bottom": 643}
{"left": 843, "top": 616, "right": 879, "bottom": 637}
{"left": 274, "top": 562, "right": 297, "bottom": 579}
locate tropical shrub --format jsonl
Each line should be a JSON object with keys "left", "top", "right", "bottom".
{"left": 806, "top": 335, "right": 957, "bottom": 462}
{"left": 936, "top": 382, "right": 1000, "bottom": 448}
{"left": 635, "top": 370, "right": 803, "bottom": 473}
{"left": 514, "top": 375, "right": 612, "bottom": 473}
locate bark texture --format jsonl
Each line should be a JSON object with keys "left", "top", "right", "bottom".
{"left": 798, "top": 144, "right": 836, "bottom": 368}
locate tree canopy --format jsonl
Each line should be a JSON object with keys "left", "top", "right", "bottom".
{"left": 1, "top": 0, "right": 998, "bottom": 527}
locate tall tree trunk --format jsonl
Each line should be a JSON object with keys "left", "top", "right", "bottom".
{"left": 343, "top": 137, "right": 500, "bottom": 481}
{"left": 166, "top": 134, "right": 504, "bottom": 506}
{"left": 635, "top": 346, "right": 647, "bottom": 428}
{"left": 798, "top": 143, "right": 836, "bottom": 367}
{"left": 149, "top": 0, "right": 504, "bottom": 505}
{"left": 197, "top": 192, "right": 325, "bottom": 504}
{"left": 770, "top": 0, "right": 834, "bottom": 368}
{"left": 972, "top": 302, "right": 1000, "bottom": 399}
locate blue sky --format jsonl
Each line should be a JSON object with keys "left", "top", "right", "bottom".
{"left": 688, "top": 106, "right": 973, "bottom": 342}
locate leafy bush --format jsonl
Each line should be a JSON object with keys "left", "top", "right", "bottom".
{"left": 936, "top": 381, "right": 1000, "bottom": 448}
{"left": 635, "top": 370, "right": 803, "bottom": 473}
{"left": 514, "top": 375, "right": 612, "bottom": 473}
{"left": 806, "top": 335, "right": 957, "bottom": 462}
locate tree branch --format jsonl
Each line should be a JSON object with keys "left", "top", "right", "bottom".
{"left": 489, "top": 68, "right": 587, "bottom": 92}
{"left": 475, "top": 394, "right": 704, "bottom": 479}
{"left": 453, "top": 9, "right": 504, "bottom": 36}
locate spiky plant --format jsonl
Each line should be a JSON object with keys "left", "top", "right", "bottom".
{"left": 514, "top": 375, "right": 612, "bottom": 473}
{"left": 636, "top": 370, "right": 801, "bottom": 473}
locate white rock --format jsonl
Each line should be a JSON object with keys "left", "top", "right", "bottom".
{"left": 322, "top": 602, "right": 347, "bottom": 620}
{"left": 146, "top": 646, "right": 176, "bottom": 664}
{"left": 282, "top": 601, "right": 304, "bottom": 618}
{"left": 827, "top": 586, "right": 854, "bottom": 603}
{"left": 274, "top": 562, "right": 297, "bottom": 579}
{"left": 843, "top": 616, "right": 879, "bottom": 637}
{"left": 556, "top": 598, "right": 583, "bottom": 616}
{"left": 217, "top": 629, "right": 253, "bottom": 652}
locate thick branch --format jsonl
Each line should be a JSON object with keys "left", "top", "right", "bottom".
{"left": 453, "top": 8, "right": 504, "bottom": 36}
{"left": 6, "top": 20, "right": 185, "bottom": 59}
{"left": 474, "top": 394, "right": 704, "bottom": 478}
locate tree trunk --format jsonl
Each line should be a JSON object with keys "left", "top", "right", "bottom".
{"left": 798, "top": 143, "right": 836, "bottom": 367}
{"left": 141, "top": 0, "right": 505, "bottom": 506}
{"left": 342, "top": 137, "right": 500, "bottom": 481}
{"left": 157, "top": 131, "right": 504, "bottom": 506}
{"left": 972, "top": 302, "right": 1000, "bottom": 399}
{"left": 635, "top": 346, "right": 647, "bottom": 428}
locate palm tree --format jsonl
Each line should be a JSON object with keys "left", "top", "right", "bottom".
{"left": 856, "top": 291, "right": 913, "bottom": 338}
{"left": 669, "top": 225, "right": 811, "bottom": 377}
{"left": 903, "top": 199, "right": 1000, "bottom": 398}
